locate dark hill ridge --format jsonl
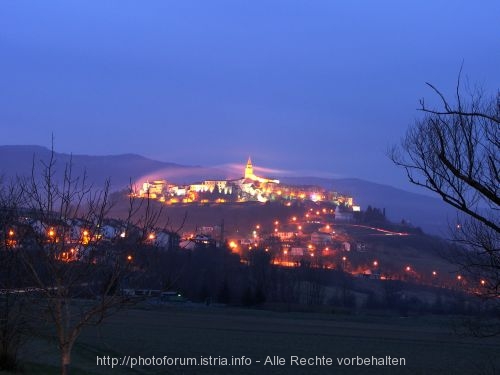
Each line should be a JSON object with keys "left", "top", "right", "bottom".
{"left": 0, "top": 145, "right": 186, "bottom": 189}
{"left": 0, "top": 145, "right": 457, "bottom": 236}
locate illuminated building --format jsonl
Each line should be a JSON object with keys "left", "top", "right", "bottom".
{"left": 238, "top": 157, "right": 280, "bottom": 202}
{"left": 243, "top": 157, "right": 280, "bottom": 184}
{"left": 244, "top": 157, "right": 254, "bottom": 180}
{"left": 139, "top": 180, "right": 166, "bottom": 198}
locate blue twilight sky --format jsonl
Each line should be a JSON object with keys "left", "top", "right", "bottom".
{"left": 1, "top": 1, "right": 499, "bottom": 191}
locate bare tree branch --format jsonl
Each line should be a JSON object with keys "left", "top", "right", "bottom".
{"left": 390, "top": 75, "right": 499, "bottom": 323}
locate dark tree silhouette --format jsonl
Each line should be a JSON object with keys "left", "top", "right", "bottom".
{"left": 0, "top": 144, "right": 168, "bottom": 375}
{"left": 390, "top": 75, "right": 499, "bottom": 333}
{"left": 0, "top": 181, "right": 31, "bottom": 371}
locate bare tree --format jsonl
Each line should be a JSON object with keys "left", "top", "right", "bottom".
{"left": 389, "top": 75, "right": 499, "bottom": 317}
{"left": 5, "top": 145, "right": 168, "bottom": 375}
{"left": 0, "top": 179, "right": 31, "bottom": 371}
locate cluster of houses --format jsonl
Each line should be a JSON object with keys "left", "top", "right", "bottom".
{"left": 1, "top": 211, "right": 180, "bottom": 261}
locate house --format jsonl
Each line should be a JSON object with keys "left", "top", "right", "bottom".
{"left": 100, "top": 225, "right": 118, "bottom": 240}
{"left": 154, "top": 231, "right": 180, "bottom": 250}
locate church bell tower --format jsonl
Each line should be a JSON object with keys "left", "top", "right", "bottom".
{"left": 244, "top": 157, "right": 254, "bottom": 179}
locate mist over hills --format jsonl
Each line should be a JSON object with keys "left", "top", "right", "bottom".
{"left": 0, "top": 145, "right": 456, "bottom": 236}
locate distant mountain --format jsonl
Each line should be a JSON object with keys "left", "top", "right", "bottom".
{"left": 0, "top": 145, "right": 457, "bottom": 236}
{"left": 0, "top": 145, "right": 186, "bottom": 189}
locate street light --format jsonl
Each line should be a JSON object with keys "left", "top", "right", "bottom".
{"left": 342, "top": 256, "right": 347, "bottom": 269}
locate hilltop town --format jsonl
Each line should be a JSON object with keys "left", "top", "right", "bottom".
{"left": 135, "top": 158, "right": 358, "bottom": 209}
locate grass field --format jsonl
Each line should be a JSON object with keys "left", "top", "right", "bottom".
{"left": 15, "top": 303, "right": 500, "bottom": 375}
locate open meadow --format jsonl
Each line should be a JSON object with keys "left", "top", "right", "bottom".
{"left": 17, "top": 304, "right": 500, "bottom": 375}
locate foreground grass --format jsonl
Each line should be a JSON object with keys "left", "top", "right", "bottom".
{"left": 17, "top": 304, "right": 500, "bottom": 375}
